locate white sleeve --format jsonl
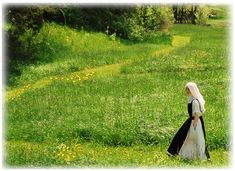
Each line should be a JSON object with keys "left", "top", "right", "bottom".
{"left": 192, "top": 100, "right": 202, "bottom": 116}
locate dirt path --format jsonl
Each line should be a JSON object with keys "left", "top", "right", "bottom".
{"left": 5, "top": 36, "right": 191, "bottom": 102}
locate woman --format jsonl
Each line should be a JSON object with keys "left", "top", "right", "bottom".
{"left": 167, "top": 82, "right": 210, "bottom": 160}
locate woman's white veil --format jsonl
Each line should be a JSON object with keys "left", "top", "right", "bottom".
{"left": 186, "top": 82, "right": 205, "bottom": 113}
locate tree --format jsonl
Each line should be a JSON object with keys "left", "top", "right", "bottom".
{"left": 172, "top": 4, "right": 198, "bottom": 24}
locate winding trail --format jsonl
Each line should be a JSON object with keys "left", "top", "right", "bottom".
{"left": 5, "top": 36, "right": 191, "bottom": 102}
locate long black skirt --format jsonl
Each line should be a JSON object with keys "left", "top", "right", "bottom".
{"left": 167, "top": 118, "right": 192, "bottom": 156}
{"left": 167, "top": 117, "right": 210, "bottom": 159}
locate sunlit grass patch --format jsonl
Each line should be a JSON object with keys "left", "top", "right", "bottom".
{"left": 8, "top": 23, "right": 172, "bottom": 88}
{"left": 171, "top": 36, "right": 191, "bottom": 47}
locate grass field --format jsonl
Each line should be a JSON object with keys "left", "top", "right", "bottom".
{"left": 4, "top": 17, "right": 231, "bottom": 167}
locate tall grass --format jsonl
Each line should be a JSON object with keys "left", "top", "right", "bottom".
{"left": 5, "top": 141, "right": 229, "bottom": 167}
{"left": 4, "top": 18, "right": 230, "bottom": 167}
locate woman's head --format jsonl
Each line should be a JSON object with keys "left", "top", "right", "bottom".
{"left": 185, "top": 82, "right": 206, "bottom": 112}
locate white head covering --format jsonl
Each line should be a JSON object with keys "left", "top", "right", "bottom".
{"left": 185, "top": 82, "right": 205, "bottom": 113}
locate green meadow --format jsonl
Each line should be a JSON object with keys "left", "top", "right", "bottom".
{"left": 4, "top": 17, "right": 231, "bottom": 167}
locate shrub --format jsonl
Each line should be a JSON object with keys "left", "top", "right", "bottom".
{"left": 195, "top": 5, "right": 210, "bottom": 25}
{"left": 208, "top": 5, "right": 228, "bottom": 19}
{"left": 127, "top": 5, "right": 174, "bottom": 41}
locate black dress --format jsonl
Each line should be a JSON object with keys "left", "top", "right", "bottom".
{"left": 167, "top": 99, "right": 210, "bottom": 160}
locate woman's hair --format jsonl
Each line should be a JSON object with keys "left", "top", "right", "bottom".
{"left": 185, "top": 82, "right": 205, "bottom": 113}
